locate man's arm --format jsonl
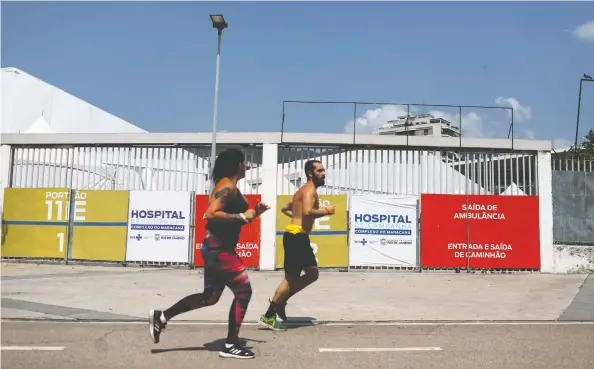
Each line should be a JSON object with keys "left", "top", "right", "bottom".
{"left": 302, "top": 188, "right": 329, "bottom": 218}
{"left": 281, "top": 200, "right": 293, "bottom": 218}
{"left": 204, "top": 180, "right": 249, "bottom": 223}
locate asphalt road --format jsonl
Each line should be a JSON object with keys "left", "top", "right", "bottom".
{"left": 2, "top": 321, "right": 594, "bottom": 369}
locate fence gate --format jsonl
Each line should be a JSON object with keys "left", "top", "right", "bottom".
{"left": 277, "top": 144, "right": 540, "bottom": 273}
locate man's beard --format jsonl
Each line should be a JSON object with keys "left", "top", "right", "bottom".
{"left": 313, "top": 176, "right": 325, "bottom": 187}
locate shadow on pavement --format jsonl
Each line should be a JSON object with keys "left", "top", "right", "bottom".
{"left": 150, "top": 337, "right": 266, "bottom": 354}
{"left": 256, "top": 316, "right": 317, "bottom": 330}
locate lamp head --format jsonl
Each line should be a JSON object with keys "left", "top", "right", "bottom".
{"left": 210, "top": 14, "right": 228, "bottom": 31}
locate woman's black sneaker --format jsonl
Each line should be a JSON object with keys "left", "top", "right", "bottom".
{"left": 218, "top": 344, "right": 255, "bottom": 359}
{"left": 148, "top": 309, "right": 167, "bottom": 344}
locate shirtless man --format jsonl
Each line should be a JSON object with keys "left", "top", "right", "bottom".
{"left": 259, "top": 159, "right": 335, "bottom": 330}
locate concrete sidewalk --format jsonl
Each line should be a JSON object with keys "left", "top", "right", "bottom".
{"left": 1, "top": 262, "right": 591, "bottom": 322}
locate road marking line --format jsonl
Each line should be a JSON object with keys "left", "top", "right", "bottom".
{"left": 316, "top": 321, "right": 594, "bottom": 327}
{"left": 319, "top": 347, "right": 442, "bottom": 353}
{"left": 1, "top": 346, "right": 65, "bottom": 351}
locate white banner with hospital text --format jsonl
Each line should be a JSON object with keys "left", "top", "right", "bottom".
{"left": 348, "top": 194, "right": 419, "bottom": 268}
{"left": 125, "top": 191, "right": 192, "bottom": 263}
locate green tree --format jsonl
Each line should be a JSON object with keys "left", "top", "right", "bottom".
{"left": 554, "top": 129, "right": 594, "bottom": 159}
{"left": 578, "top": 128, "right": 594, "bottom": 157}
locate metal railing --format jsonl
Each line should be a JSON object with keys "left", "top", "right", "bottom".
{"left": 277, "top": 145, "right": 538, "bottom": 197}
{"left": 552, "top": 156, "right": 594, "bottom": 172}
{"left": 8, "top": 145, "right": 264, "bottom": 195}
{"left": 281, "top": 100, "right": 515, "bottom": 145}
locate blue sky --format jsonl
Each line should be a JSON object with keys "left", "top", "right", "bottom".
{"left": 2, "top": 1, "right": 594, "bottom": 147}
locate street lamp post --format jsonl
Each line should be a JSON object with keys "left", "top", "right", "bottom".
{"left": 208, "top": 14, "right": 228, "bottom": 194}
{"left": 574, "top": 73, "right": 593, "bottom": 152}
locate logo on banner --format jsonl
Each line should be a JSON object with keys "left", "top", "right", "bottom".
{"left": 354, "top": 213, "right": 413, "bottom": 235}
{"left": 380, "top": 238, "right": 412, "bottom": 245}
{"left": 129, "top": 233, "right": 150, "bottom": 241}
{"left": 354, "top": 238, "right": 380, "bottom": 246}
{"left": 129, "top": 209, "right": 186, "bottom": 231}
{"left": 155, "top": 233, "right": 185, "bottom": 241}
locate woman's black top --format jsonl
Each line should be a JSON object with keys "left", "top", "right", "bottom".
{"left": 205, "top": 189, "right": 249, "bottom": 248}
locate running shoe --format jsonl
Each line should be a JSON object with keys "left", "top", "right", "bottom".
{"left": 148, "top": 309, "right": 167, "bottom": 344}
{"left": 219, "top": 344, "right": 255, "bottom": 359}
{"left": 258, "top": 314, "right": 288, "bottom": 331}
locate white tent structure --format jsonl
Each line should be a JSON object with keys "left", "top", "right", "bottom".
{"left": 1, "top": 67, "right": 147, "bottom": 134}
{"left": 23, "top": 116, "right": 53, "bottom": 134}
{"left": 501, "top": 183, "right": 526, "bottom": 196}
{"left": 1, "top": 67, "right": 210, "bottom": 207}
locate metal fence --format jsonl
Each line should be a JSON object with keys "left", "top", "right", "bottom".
{"left": 552, "top": 156, "right": 594, "bottom": 245}
{"left": 4, "top": 142, "right": 544, "bottom": 272}
{"left": 276, "top": 145, "right": 540, "bottom": 272}
{"left": 10, "top": 144, "right": 539, "bottom": 199}
{"left": 277, "top": 145, "right": 538, "bottom": 198}
{"left": 8, "top": 145, "right": 264, "bottom": 195}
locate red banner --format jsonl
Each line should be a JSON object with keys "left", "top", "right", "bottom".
{"left": 420, "top": 194, "right": 540, "bottom": 269}
{"left": 193, "top": 194, "right": 261, "bottom": 268}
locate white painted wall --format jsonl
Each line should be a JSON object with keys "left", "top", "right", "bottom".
{"left": 538, "top": 152, "right": 555, "bottom": 273}
{"left": 553, "top": 245, "right": 594, "bottom": 273}
{"left": 258, "top": 144, "right": 279, "bottom": 270}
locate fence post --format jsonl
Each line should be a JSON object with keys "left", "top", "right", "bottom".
{"left": 537, "top": 151, "right": 554, "bottom": 272}
{"left": 416, "top": 197, "right": 422, "bottom": 273}
{"left": 123, "top": 190, "right": 131, "bottom": 266}
{"left": 188, "top": 190, "right": 196, "bottom": 269}
{"left": 0, "top": 145, "right": 12, "bottom": 234}
{"left": 66, "top": 188, "right": 76, "bottom": 263}
{"left": 259, "top": 143, "right": 278, "bottom": 271}
{"left": 346, "top": 194, "right": 351, "bottom": 271}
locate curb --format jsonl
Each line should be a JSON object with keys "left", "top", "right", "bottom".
{"left": 3, "top": 317, "right": 594, "bottom": 325}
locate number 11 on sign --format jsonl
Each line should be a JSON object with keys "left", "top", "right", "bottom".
{"left": 45, "top": 200, "right": 86, "bottom": 221}
{"left": 46, "top": 200, "right": 65, "bottom": 221}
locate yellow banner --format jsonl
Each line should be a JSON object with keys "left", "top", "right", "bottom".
{"left": 2, "top": 188, "right": 70, "bottom": 258}
{"left": 275, "top": 194, "right": 348, "bottom": 268}
{"left": 70, "top": 190, "right": 129, "bottom": 261}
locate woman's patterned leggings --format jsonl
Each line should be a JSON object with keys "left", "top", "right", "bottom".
{"left": 163, "top": 234, "right": 252, "bottom": 345}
